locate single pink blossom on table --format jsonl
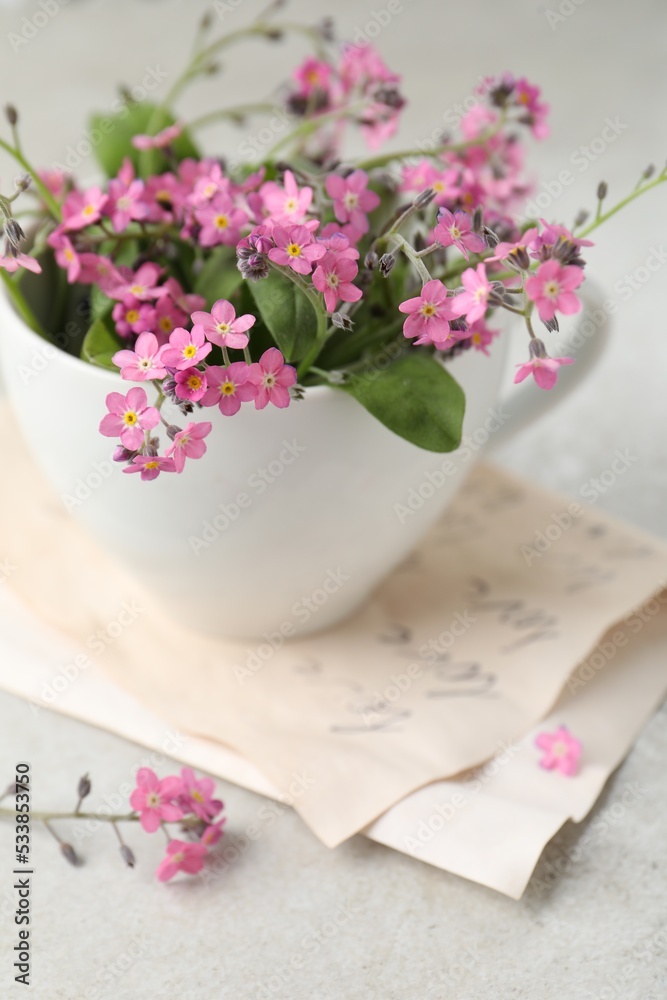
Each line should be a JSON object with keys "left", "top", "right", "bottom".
{"left": 61, "top": 186, "right": 108, "bottom": 231}
{"left": 201, "top": 819, "right": 226, "bottom": 847}
{"left": 161, "top": 326, "right": 212, "bottom": 370}
{"left": 293, "top": 57, "right": 332, "bottom": 97}
{"left": 123, "top": 454, "right": 177, "bottom": 481}
{"left": 398, "top": 279, "right": 457, "bottom": 347}
{"left": 0, "top": 253, "right": 41, "bottom": 275}
{"left": 325, "top": 170, "right": 380, "bottom": 235}
{"left": 178, "top": 767, "right": 223, "bottom": 822}
{"left": 113, "top": 332, "right": 168, "bottom": 381}
{"left": 434, "top": 208, "right": 486, "bottom": 260}
{"left": 195, "top": 193, "right": 248, "bottom": 247}
{"left": 535, "top": 725, "right": 581, "bottom": 776}
{"left": 132, "top": 122, "right": 183, "bottom": 150}
{"left": 107, "top": 262, "right": 166, "bottom": 303}
{"left": 129, "top": 767, "right": 184, "bottom": 833}
{"left": 99, "top": 387, "right": 159, "bottom": 450}
{"left": 514, "top": 352, "right": 574, "bottom": 390}
{"left": 451, "top": 264, "right": 492, "bottom": 324}
{"left": 202, "top": 363, "right": 257, "bottom": 416}
{"left": 525, "top": 259, "right": 584, "bottom": 322}
{"left": 156, "top": 839, "right": 207, "bottom": 882}
{"left": 268, "top": 224, "right": 326, "bottom": 275}
{"left": 165, "top": 421, "right": 213, "bottom": 473}
{"left": 248, "top": 348, "right": 297, "bottom": 410}
{"left": 174, "top": 367, "right": 208, "bottom": 402}
{"left": 261, "top": 170, "right": 313, "bottom": 225}
{"left": 191, "top": 299, "right": 256, "bottom": 351}
{"left": 312, "top": 254, "right": 362, "bottom": 313}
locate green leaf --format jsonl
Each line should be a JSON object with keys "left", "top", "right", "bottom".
{"left": 89, "top": 103, "right": 199, "bottom": 179}
{"left": 342, "top": 353, "right": 466, "bottom": 453}
{"left": 81, "top": 317, "right": 122, "bottom": 372}
{"left": 247, "top": 271, "right": 318, "bottom": 361}
{"left": 194, "top": 247, "right": 244, "bottom": 307}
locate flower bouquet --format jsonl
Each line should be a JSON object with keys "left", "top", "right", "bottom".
{"left": 0, "top": 3, "right": 662, "bottom": 636}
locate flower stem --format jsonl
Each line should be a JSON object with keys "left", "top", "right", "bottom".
{"left": 577, "top": 170, "right": 667, "bottom": 239}
{"left": 264, "top": 101, "right": 365, "bottom": 161}
{"left": 354, "top": 120, "right": 505, "bottom": 172}
{"left": 0, "top": 137, "right": 60, "bottom": 220}
{"left": 392, "top": 233, "right": 432, "bottom": 284}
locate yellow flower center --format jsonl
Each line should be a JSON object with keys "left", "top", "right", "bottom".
{"left": 160, "top": 317, "right": 174, "bottom": 333}
{"left": 130, "top": 284, "right": 145, "bottom": 296}
{"left": 215, "top": 214, "right": 229, "bottom": 229}
{"left": 123, "top": 411, "right": 138, "bottom": 426}
{"left": 420, "top": 303, "right": 436, "bottom": 317}
{"left": 187, "top": 375, "right": 203, "bottom": 391}
{"left": 552, "top": 741, "right": 567, "bottom": 756}
{"left": 82, "top": 204, "right": 96, "bottom": 217}
{"left": 287, "top": 243, "right": 302, "bottom": 257}
{"left": 144, "top": 460, "right": 159, "bottom": 470}
{"left": 433, "top": 181, "right": 445, "bottom": 193}
{"left": 126, "top": 309, "right": 139, "bottom": 324}
{"left": 450, "top": 226, "right": 461, "bottom": 239}
{"left": 343, "top": 192, "right": 359, "bottom": 209}
{"left": 146, "top": 792, "right": 161, "bottom": 806}
{"left": 472, "top": 333, "right": 482, "bottom": 346}
{"left": 284, "top": 198, "right": 298, "bottom": 213}
{"left": 221, "top": 381, "right": 236, "bottom": 395}
{"left": 306, "top": 69, "right": 320, "bottom": 84}
{"left": 183, "top": 344, "right": 197, "bottom": 358}
{"left": 544, "top": 281, "right": 560, "bottom": 298}
{"left": 216, "top": 322, "right": 230, "bottom": 334}
{"left": 191, "top": 790, "right": 204, "bottom": 803}
{"left": 172, "top": 851, "right": 185, "bottom": 864}
{"left": 64, "top": 247, "right": 74, "bottom": 262}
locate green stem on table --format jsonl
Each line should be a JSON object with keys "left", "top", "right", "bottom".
{"left": 0, "top": 137, "right": 60, "bottom": 220}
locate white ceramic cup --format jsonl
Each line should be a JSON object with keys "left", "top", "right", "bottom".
{"left": 0, "top": 286, "right": 608, "bottom": 638}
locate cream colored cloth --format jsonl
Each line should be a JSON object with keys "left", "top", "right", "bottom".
{"left": 2, "top": 411, "right": 667, "bottom": 849}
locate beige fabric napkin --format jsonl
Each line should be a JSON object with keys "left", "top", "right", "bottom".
{"left": 2, "top": 407, "right": 667, "bottom": 847}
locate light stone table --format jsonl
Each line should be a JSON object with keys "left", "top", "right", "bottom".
{"left": 1, "top": 1, "right": 666, "bottom": 997}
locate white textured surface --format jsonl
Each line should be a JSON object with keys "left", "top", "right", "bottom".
{"left": 1, "top": 1, "right": 666, "bottom": 998}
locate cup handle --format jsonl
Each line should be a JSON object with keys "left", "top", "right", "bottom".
{"left": 486, "top": 281, "right": 610, "bottom": 451}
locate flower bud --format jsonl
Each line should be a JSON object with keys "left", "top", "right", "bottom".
{"left": 574, "top": 209, "right": 589, "bottom": 228}
{"left": 379, "top": 252, "right": 397, "bottom": 277}
{"left": 14, "top": 174, "right": 31, "bottom": 193}
{"left": 4, "top": 104, "right": 18, "bottom": 126}
{"left": 332, "top": 312, "right": 354, "bottom": 331}
{"left": 596, "top": 180, "right": 608, "bottom": 201}
{"left": 77, "top": 774, "right": 91, "bottom": 801}
{"left": 120, "top": 844, "right": 136, "bottom": 868}
{"left": 364, "top": 250, "right": 379, "bottom": 271}
{"left": 413, "top": 187, "right": 435, "bottom": 210}
{"left": 60, "top": 843, "right": 79, "bottom": 866}
{"left": 529, "top": 338, "right": 548, "bottom": 360}
{"left": 166, "top": 424, "right": 182, "bottom": 441}
{"left": 4, "top": 217, "right": 25, "bottom": 250}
